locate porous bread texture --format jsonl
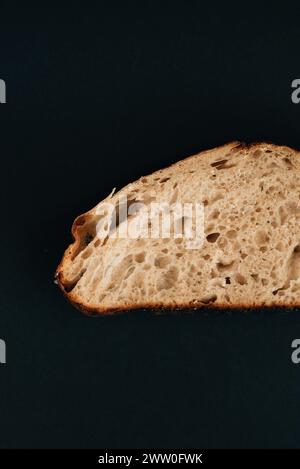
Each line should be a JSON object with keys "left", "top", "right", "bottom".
{"left": 56, "top": 141, "right": 300, "bottom": 314}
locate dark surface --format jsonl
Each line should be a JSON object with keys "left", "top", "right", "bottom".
{"left": 1, "top": 3, "right": 300, "bottom": 448}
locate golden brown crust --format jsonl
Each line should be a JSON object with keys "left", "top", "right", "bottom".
{"left": 55, "top": 140, "right": 300, "bottom": 315}
{"left": 57, "top": 292, "right": 300, "bottom": 316}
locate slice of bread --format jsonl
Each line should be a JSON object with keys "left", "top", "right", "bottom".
{"left": 56, "top": 141, "right": 300, "bottom": 314}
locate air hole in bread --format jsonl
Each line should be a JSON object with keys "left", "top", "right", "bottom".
{"left": 206, "top": 232, "right": 220, "bottom": 243}
{"left": 270, "top": 269, "right": 277, "bottom": 279}
{"left": 275, "top": 242, "right": 284, "bottom": 252}
{"left": 209, "top": 209, "right": 220, "bottom": 220}
{"left": 135, "top": 252, "right": 145, "bottom": 263}
{"left": 74, "top": 215, "right": 88, "bottom": 227}
{"left": 283, "top": 157, "right": 293, "bottom": 168}
{"left": 81, "top": 248, "right": 92, "bottom": 259}
{"left": 286, "top": 245, "right": 300, "bottom": 284}
{"left": 84, "top": 233, "right": 94, "bottom": 245}
{"left": 155, "top": 256, "right": 171, "bottom": 268}
{"left": 217, "top": 260, "right": 234, "bottom": 271}
{"left": 226, "top": 230, "right": 237, "bottom": 239}
{"left": 211, "top": 159, "right": 228, "bottom": 168}
{"left": 235, "top": 273, "right": 247, "bottom": 285}
{"left": 94, "top": 238, "right": 101, "bottom": 248}
{"left": 159, "top": 177, "right": 170, "bottom": 183}
{"left": 211, "top": 159, "right": 237, "bottom": 170}
{"left": 200, "top": 294, "right": 217, "bottom": 304}
{"left": 255, "top": 230, "right": 269, "bottom": 245}
{"left": 124, "top": 266, "right": 135, "bottom": 280}
{"left": 210, "top": 192, "right": 223, "bottom": 204}
{"left": 71, "top": 217, "right": 99, "bottom": 260}
{"left": 64, "top": 268, "right": 87, "bottom": 293}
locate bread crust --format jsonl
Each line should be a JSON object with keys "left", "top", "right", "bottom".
{"left": 56, "top": 141, "right": 300, "bottom": 315}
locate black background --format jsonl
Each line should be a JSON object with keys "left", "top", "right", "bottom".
{"left": 1, "top": 2, "right": 300, "bottom": 449}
